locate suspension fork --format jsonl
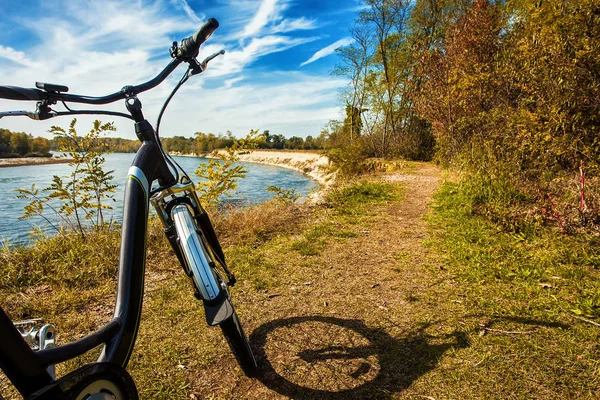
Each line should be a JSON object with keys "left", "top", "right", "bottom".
{"left": 150, "top": 183, "right": 236, "bottom": 325}
{"left": 150, "top": 182, "right": 233, "bottom": 285}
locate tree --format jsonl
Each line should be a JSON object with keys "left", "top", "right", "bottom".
{"left": 271, "top": 134, "right": 286, "bottom": 150}
{"left": 30, "top": 137, "right": 51, "bottom": 154}
{"left": 416, "top": 0, "right": 501, "bottom": 163}
{"left": 0, "top": 129, "right": 11, "bottom": 155}
{"left": 17, "top": 119, "right": 117, "bottom": 237}
{"left": 195, "top": 130, "right": 259, "bottom": 208}
{"left": 284, "top": 136, "right": 304, "bottom": 150}
{"left": 262, "top": 130, "right": 273, "bottom": 148}
{"left": 304, "top": 136, "right": 316, "bottom": 150}
{"left": 10, "top": 132, "right": 30, "bottom": 155}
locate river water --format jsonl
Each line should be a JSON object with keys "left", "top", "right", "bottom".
{"left": 0, "top": 153, "right": 318, "bottom": 246}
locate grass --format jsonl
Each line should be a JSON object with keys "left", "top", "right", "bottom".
{"left": 2, "top": 169, "right": 598, "bottom": 399}
{"left": 427, "top": 182, "right": 600, "bottom": 320}
{"left": 0, "top": 180, "right": 400, "bottom": 399}
{"left": 420, "top": 181, "right": 600, "bottom": 398}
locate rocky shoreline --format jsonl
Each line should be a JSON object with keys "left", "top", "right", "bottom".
{"left": 210, "top": 149, "right": 335, "bottom": 203}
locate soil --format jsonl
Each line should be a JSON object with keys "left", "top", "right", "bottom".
{"left": 189, "top": 162, "right": 446, "bottom": 399}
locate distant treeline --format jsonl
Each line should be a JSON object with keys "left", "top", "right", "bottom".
{"left": 82, "top": 130, "right": 330, "bottom": 155}
{"left": 1, "top": 127, "right": 328, "bottom": 158}
{"left": 195, "top": 130, "right": 328, "bottom": 153}
{"left": 0, "top": 128, "right": 51, "bottom": 158}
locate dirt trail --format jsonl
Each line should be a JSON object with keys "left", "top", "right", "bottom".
{"left": 190, "top": 162, "right": 450, "bottom": 399}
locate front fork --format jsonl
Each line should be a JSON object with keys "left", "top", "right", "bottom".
{"left": 150, "top": 181, "right": 236, "bottom": 325}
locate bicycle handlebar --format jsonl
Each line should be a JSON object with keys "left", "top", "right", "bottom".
{"left": 178, "top": 18, "right": 219, "bottom": 58}
{"left": 0, "top": 86, "right": 45, "bottom": 101}
{"left": 0, "top": 57, "right": 182, "bottom": 108}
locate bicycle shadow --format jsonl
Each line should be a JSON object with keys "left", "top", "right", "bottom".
{"left": 249, "top": 316, "right": 469, "bottom": 399}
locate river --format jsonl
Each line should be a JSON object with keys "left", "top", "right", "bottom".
{"left": 0, "top": 153, "right": 318, "bottom": 246}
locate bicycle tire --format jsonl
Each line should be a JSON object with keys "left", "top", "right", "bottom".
{"left": 219, "top": 310, "right": 258, "bottom": 377}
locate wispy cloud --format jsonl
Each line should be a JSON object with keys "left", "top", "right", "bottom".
{"left": 0, "top": 0, "right": 352, "bottom": 139}
{"left": 171, "top": 0, "right": 204, "bottom": 24}
{"left": 224, "top": 77, "right": 244, "bottom": 89}
{"left": 165, "top": 72, "right": 347, "bottom": 136}
{"left": 200, "top": 35, "right": 319, "bottom": 78}
{"left": 241, "top": 0, "right": 279, "bottom": 38}
{"left": 300, "top": 37, "right": 353, "bottom": 67}
{"left": 271, "top": 17, "right": 317, "bottom": 33}
{"left": 0, "top": 45, "right": 38, "bottom": 68}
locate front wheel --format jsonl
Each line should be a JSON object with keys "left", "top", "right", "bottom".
{"left": 220, "top": 310, "right": 258, "bottom": 377}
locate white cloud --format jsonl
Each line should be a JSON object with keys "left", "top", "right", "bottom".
{"left": 157, "top": 72, "right": 347, "bottom": 137}
{"left": 236, "top": 0, "right": 318, "bottom": 39}
{"left": 224, "top": 77, "right": 244, "bottom": 88}
{"left": 241, "top": 0, "right": 279, "bottom": 38}
{"left": 271, "top": 17, "right": 317, "bottom": 34}
{"left": 300, "top": 37, "right": 354, "bottom": 67}
{"left": 0, "top": 0, "right": 345, "bottom": 139}
{"left": 171, "top": 0, "right": 204, "bottom": 24}
{"left": 0, "top": 45, "right": 38, "bottom": 68}
{"left": 198, "top": 35, "right": 319, "bottom": 78}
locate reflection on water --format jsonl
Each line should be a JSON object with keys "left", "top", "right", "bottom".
{"left": 0, "top": 153, "right": 318, "bottom": 246}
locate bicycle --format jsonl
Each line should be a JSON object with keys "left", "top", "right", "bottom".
{"left": 0, "top": 18, "right": 258, "bottom": 399}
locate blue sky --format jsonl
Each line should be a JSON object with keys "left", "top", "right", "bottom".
{"left": 0, "top": 0, "right": 361, "bottom": 140}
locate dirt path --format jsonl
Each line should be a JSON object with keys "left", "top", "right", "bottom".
{"left": 190, "top": 162, "right": 449, "bottom": 399}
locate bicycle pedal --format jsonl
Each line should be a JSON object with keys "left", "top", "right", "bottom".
{"left": 13, "top": 318, "right": 56, "bottom": 379}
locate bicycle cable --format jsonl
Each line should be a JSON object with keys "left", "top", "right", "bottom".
{"left": 152, "top": 66, "right": 232, "bottom": 276}
{"left": 153, "top": 67, "right": 194, "bottom": 191}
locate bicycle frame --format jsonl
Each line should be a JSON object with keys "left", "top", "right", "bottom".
{"left": 0, "top": 20, "right": 229, "bottom": 395}
{"left": 0, "top": 111, "right": 177, "bottom": 397}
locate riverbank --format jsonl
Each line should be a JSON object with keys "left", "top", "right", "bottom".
{"left": 0, "top": 156, "right": 72, "bottom": 168}
{"left": 211, "top": 149, "right": 335, "bottom": 203}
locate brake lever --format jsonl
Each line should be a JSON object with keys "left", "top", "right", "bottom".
{"left": 190, "top": 50, "right": 225, "bottom": 75}
{"left": 0, "top": 110, "right": 53, "bottom": 120}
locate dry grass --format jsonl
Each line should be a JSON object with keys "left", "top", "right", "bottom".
{"left": 212, "top": 200, "right": 308, "bottom": 246}
{"left": 1, "top": 162, "right": 599, "bottom": 399}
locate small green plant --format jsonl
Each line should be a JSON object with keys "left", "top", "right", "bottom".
{"left": 16, "top": 119, "right": 117, "bottom": 238}
{"left": 16, "top": 184, "right": 64, "bottom": 231}
{"left": 195, "top": 130, "right": 259, "bottom": 208}
{"left": 265, "top": 185, "right": 301, "bottom": 203}
{"left": 328, "top": 181, "right": 398, "bottom": 205}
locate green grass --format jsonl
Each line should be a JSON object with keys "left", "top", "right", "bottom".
{"left": 427, "top": 182, "right": 600, "bottom": 319}
{"left": 421, "top": 181, "right": 600, "bottom": 398}
{"left": 326, "top": 181, "right": 402, "bottom": 221}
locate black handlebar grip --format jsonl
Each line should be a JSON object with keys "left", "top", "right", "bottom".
{"left": 193, "top": 18, "right": 219, "bottom": 46}
{"left": 179, "top": 18, "right": 219, "bottom": 58}
{"left": 0, "top": 86, "right": 45, "bottom": 101}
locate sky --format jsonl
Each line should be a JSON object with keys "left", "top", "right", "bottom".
{"left": 0, "top": 0, "right": 361, "bottom": 140}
